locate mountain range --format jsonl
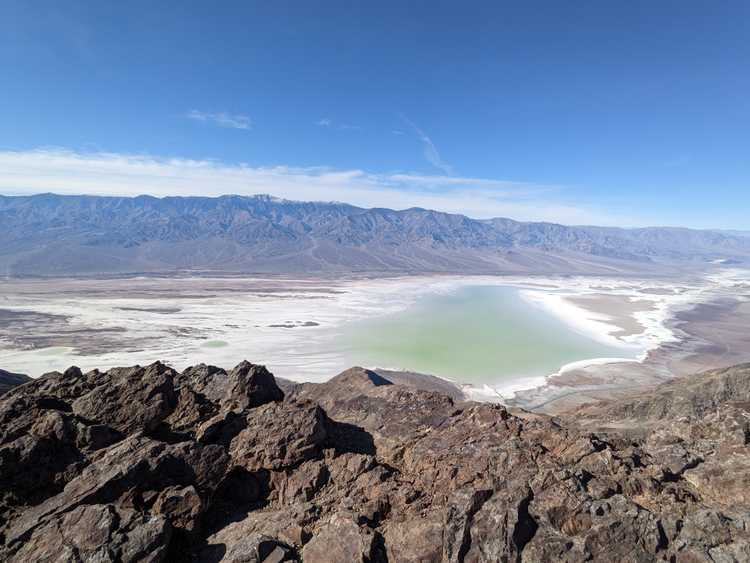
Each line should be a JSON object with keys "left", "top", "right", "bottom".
{"left": 0, "top": 193, "right": 748, "bottom": 276}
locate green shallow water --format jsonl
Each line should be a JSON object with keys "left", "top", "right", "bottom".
{"left": 344, "top": 285, "right": 634, "bottom": 386}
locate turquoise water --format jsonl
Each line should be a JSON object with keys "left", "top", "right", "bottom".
{"left": 344, "top": 285, "right": 633, "bottom": 386}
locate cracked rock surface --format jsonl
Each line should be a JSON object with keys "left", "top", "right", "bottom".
{"left": 1, "top": 361, "right": 749, "bottom": 562}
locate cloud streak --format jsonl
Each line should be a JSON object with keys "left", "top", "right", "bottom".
{"left": 186, "top": 110, "right": 252, "bottom": 130}
{"left": 315, "top": 117, "right": 361, "bottom": 131}
{"left": 0, "top": 148, "right": 629, "bottom": 225}
{"left": 400, "top": 115, "right": 453, "bottom": 175}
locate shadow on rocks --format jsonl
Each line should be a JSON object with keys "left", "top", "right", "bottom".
{"left": 326, "top": 419, "right": 376, "bottom": 456}
{"left": 202, "top": 467, "right": 272, "bottom": 535}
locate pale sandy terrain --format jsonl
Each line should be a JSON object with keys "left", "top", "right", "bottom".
{"left": 511, "top": 290, "right": 750, "bottom": 413}
{"left": 566, "top": 295, "right": 654, "bottom": 337}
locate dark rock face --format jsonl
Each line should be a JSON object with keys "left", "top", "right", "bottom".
{"left": 71, "top": 362, "right": 178, "bottom": 435}
{"left": 0, "top": 369, "right": 30, "bottom": 396}
{"left": 1, "top": 362, "right": 749, "bottom": 561}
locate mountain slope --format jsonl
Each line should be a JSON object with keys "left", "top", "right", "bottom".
{"left": 0, "top": 369, "right": 30, "bottom": 396}
{"left": 0, "top": 193, "right": 747, "bottom": 276}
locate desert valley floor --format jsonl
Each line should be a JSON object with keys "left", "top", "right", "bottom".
{"left": 1, "top": 268, "right": 749, "bottom": 413}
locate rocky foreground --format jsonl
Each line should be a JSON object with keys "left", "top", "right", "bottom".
{"left": 1, "top": 361, "right": 750, "bottom": 562}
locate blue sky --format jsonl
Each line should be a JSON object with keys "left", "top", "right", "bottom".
{"left": 1, "top": 1, "right": 748, "bottom": 228}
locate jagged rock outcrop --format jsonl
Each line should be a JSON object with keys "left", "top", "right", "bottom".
{"left": 1, "top": 362, "right": 749, "bottom": 561}
{"left": 572, "top": 363, "right": 750, "bottom": 527}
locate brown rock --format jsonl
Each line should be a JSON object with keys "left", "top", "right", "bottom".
{"left": 302, "top": 513, "right": 376, "bottom": 563}
{"left": 230, "top": 400, "right": 328, "bottom": 471}
{"left": 72, "top": 362, "right": 178, "bottom": 434}
{"left": 153, "top": 485, "right": 203, "bottom": 533}
{"left": 225, "top": 361, "right": 284, "bottom": 410}
{"left": 2, "top": 361, "right": 750, "bottom": 562}
{"left": 7, "top": 504, "right": 172, "bottom": 563}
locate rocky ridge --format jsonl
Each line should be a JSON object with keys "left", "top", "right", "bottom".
{"left": 2, "top": 193, "right": 749, "bottom": 275}
{"left": 1, "top": 360, "right": 749, "bottom": 561}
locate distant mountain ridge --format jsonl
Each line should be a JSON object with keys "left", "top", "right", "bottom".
{"left": 718, "top": 229, "right": 750, "bottom": 238}
{"left": 0, "top": 193, "right": 748, "bottom": 276}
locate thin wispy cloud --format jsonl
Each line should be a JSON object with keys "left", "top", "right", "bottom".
{"left": 315, "top": 118, "right": 361, "bottom": 131}
{"left": 186, "top": 110, "right": 252, "bottom": 130}
{"left": 400, "top": 114, "right": 453, "bottom": 175}
{"left": 0, "top": 148, "right": 631, "bottom": 226}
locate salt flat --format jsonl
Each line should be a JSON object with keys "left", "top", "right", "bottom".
{"left": 0, "top": 270, "right": 748, "bottom": 407}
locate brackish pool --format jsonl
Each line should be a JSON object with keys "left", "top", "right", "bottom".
{"left": 344, "top": 285, "right": 634, "bottom": 387}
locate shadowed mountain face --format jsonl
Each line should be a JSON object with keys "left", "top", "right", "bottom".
{"left": 0, "top": 369, "right": 30, "bottom": 396}
{"left": 2, "top": 361, "right": 750, "bottom": 561}
{"left": 0, "top": 193, "right": 748, "bottom": 276}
